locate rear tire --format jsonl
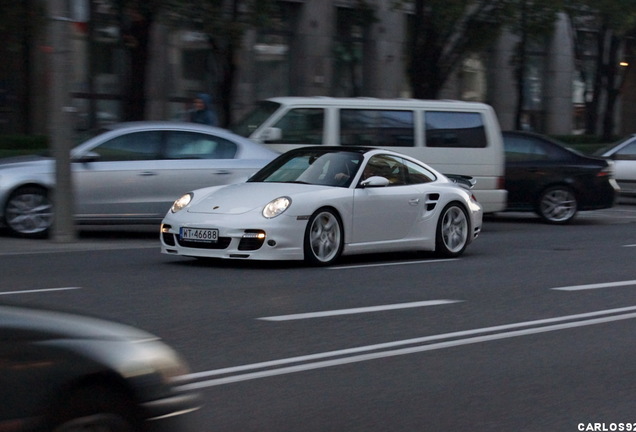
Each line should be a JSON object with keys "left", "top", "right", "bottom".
{"left": 304, "top": 208, "right": 344, "bottom": 266}
{"left": 4, "top": 186, "right": 52, "bottom": 238}
{"left": 536, "top": 186, "right": 577, "bottom": 224}
{"left": 435, "top": 203, "right": 469, "bottom": 258}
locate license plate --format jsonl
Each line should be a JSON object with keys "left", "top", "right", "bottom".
{"left": 180, "top": 227, "right": 219, "bottom": 242}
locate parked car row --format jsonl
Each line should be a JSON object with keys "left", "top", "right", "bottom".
{"left": 0, "top": 118, "right": 630, "bottom": 243}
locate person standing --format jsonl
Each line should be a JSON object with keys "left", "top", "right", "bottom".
{"left": 189, "top": 93, "right": 218, "bottom": 126}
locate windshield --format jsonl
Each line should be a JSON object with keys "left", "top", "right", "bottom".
{"left": 230, "top": 101, "right": 281, "bottom": 137}
{"left": 248, "top": 148, "right": 364, "bottom": 188}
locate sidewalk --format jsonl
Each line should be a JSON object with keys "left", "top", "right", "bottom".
{"left": 0, "top": 226, "right": 158, "bottom": 255}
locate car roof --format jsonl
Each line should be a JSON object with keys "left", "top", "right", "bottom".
{"left": 263, "top": 96, "right": 493, "bottom": 110}
{"left": 75, "top": 121, "right": 279, "bottom": 158}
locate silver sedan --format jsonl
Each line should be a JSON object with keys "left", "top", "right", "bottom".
{"left": 599, "top": 135, "right": 636, "bottom": 197}
{"left": 0, "top": 121, "right": 278, "bottom": 238}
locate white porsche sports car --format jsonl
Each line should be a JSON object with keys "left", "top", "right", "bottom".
{"left": 161, "top": 147, "right": 483, "bottom": 265}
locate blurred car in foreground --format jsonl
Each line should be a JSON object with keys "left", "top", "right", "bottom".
{"left": 502, "top": 131, "right": 618, "bottom": 224}
{"left": 161, "top": 146, "right": 482, "bottom": 266}
{"left": 0, "top": 122, "right": 278, "bottom": 238}
{"left": 597, "top": 134, "right": 636, "bottom": 196}
{"left": 0, "top": 304, "right": 199, "bottom": 432}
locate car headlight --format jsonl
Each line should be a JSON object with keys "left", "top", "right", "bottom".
{"left": 263, "top": 196, "right": 291, "bottom": 218}
{"left": 171, "top": 193, "right": 193, "bottom": 213}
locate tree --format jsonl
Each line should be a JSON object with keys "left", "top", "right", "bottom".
{"left": 163, "top": 0, "right": 276, "bottom": 126}
{"left": 115, "top": 0, "right": 163, "bottom": 121}
{"left": 0, "top": 0, "right": 44, "bottom": 133}
{"left": 400, "top": 0, "right": 514, "bottom": 99}
{"left": 507, "top": 0, "right": 563, "bottom": 130}
{"left": 568, "top": 0, "right": 636, "bottom": 139}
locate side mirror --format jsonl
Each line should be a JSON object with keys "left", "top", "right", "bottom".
{"left": 260, "top": 127, "right": 282, "bottom": 143}
{"left": 360, "top": 176, "right": 390, "bottom": 188}
{"left": 73, "top": 151, "right": 100, "bottom": 163}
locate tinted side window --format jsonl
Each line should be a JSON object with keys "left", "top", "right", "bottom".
{"left": 403, "top": 159, "right": 436, "bottom": 184}
{"left": 272, "top": 108, "right": 324, "bottom": 144}
{"left": 340, "top": 110, "right": 414, "bottom": 147}
{"left": 616, "top": 141, "right": 636, "bottom": 159}
{"left": 425, "top": 111, "right": 487, "bottom": 148}
{"left": 94, "top": 131, "right": 162, "bottom": 161}
{"left": 361, "top": 155, "right": 433, "bottom": 186}
{"left": 504, "top": 135, "right": 550, "bottom": 162}
{"left": 164, "top": 131, "right": 237, "bottom": 159}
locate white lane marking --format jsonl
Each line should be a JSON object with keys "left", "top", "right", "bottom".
{"left": 259, "top": 300, "right": 461, "bottom": 321}
{"left": 178, "top": 305, "right": 636, "bottom": 389}
{"left": 624, "top": 244, "right": 636, "bottom": 248}
{"left": 329, "top": 258, "right": 458, "bottom": 270}
{"left": 0, "top": 287, "right": 82, "bottom": 295}
{"left": 177, "top": 307, "right": 636, "bottom": 391}
{"left": 552, "top": 280, "right": 636, "bottom": 291}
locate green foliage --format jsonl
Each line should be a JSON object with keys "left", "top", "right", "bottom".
{"left": 404, "top": 0, "right": 515, "bottom": 98}
{"left": 0, "top": 135, "right": 48, "bottom": 158}
{"left": 0, "top": 134, "right": 48, "bottom": 150}
{"left": 569, "top": 0, "right": 636, "bottom": 36}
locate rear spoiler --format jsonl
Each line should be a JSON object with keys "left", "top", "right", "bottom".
{"left": 444, "top": 174, "right": 476, "bottom": 190}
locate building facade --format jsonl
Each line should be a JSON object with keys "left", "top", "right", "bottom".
{"left": 10, "top": 0, "right": 635, "bottom": 138}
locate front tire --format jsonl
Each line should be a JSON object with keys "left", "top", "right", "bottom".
{"left": 435, "top": 203, "right": 469, "bottom": 258}
{"left": 536, "top": 186, "right": 577, "bottom": 224}
{"left": 4, "top": 186, "right": 53, "bottom": 238}
{"left": 49, "top": 385, "right": 140, "bottom": 432}
{"left": 304, "top": 208, "right": 344, "bottom": 266}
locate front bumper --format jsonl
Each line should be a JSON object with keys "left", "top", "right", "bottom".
{"left": 160, "top": 212, "right": 309, "bottom": 261}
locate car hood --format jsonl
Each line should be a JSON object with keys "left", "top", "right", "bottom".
{"left": 187, "top": 182, "right": 331, "bottom": 215}
{"left": 0, "top": 305, "right": 157, "bottom": 342}
{"left": 0, "top": 155, "right": 53, "bottom": 169}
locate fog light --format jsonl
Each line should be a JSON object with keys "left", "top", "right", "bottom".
{"left": 267, "top": 239, "right": 277, "bottom": 247}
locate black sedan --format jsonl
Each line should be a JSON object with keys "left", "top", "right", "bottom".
{"left": 502, "top": 131, "right": 619, "bottom": 223}
{"left": 0, "top": 304, "right": 200, "bottom": 432}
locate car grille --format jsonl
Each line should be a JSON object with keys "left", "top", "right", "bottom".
{"left": 162, "top": 232, "right": 176, "bottom": 246}
{"left": 238, "top": 237, "right": 265, "bottom": 251}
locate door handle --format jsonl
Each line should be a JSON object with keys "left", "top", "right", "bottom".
{"left": 139, "top": 171, "right": 157, "bottom": 176}
{"left": 409, "top": 198, "right": 420, "bottom": 206}
{"left": 213, "top": 170, "right": 231, "bottom": 175}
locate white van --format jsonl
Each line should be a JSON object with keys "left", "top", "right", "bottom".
{"left": 231, "top": 97, "right": 506, "bottom": 212}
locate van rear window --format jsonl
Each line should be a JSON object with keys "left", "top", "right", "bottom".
{"left": 424, "top": 111, "right": 487, "bottom": 148}
{"left": 340, "top": 109, "right": 415, "bottom": 147}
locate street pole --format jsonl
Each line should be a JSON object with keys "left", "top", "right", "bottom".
{"left": 48, "top": 0, "right": 76, "bottom": 243}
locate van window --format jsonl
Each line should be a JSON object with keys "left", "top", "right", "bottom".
{"left": 231, "top": 100, "right": 281, "bottom": 137}
{"left": 340, "top": 109, "right": 414, "bottom": 147}
{"left": 272, "top": 108, "right": 324, "bottom": 144}
{"left": 424, "top": 111, "right": 487, "bottom": 148}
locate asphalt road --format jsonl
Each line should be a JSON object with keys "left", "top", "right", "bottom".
{"left": 2, "top": 202, "right": 636, "bottom": 431}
